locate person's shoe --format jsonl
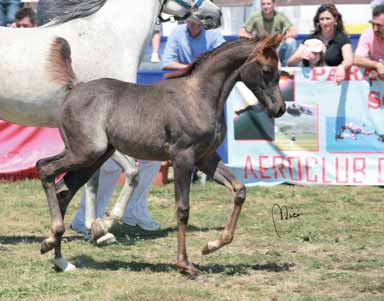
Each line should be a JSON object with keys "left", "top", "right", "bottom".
{"left": 150, "top": 52, "right": 160, "bottom": 63}
{"left": 69, "top": 223, "right": 92, "bottom": 241}
{"left": 123, "top": 216, "right": 160, "bottom": 231}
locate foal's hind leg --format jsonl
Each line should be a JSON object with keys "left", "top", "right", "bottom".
{"left": 196, "top": 152, "right": 246, "bottom": 255}
{"left": 37, "top": 152, "right": 69, "bottom": 255}
{"left": 52, "top": 165, "right": 107, "bottom": 271}
{"left": 37, "top": 146, "right": 114, "bottom": 271}
{"left": 91, "top": 151, "right": 139, "bottom": 243}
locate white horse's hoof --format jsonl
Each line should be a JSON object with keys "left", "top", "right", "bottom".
{"left": 96, "top": 232, "right": 117, "bottom": 245}
{"left": 50, "top": 257, "right": 77, "bottom": 272}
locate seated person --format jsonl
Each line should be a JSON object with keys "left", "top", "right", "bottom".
{"left": 354, "top": 4, "right": 384, "bottom": 80}
{"left": 287, "top": 3, "right": 353, "bottom": 84}
{"left": 9, "top": 7, "right": 36, "bottom": 28}
{"left": 238, "top": 0, "right": 297, "bottom": 67}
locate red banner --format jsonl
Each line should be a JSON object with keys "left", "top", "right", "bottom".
{"left": 0, "top": 121, "right": 63, "bottom": 181}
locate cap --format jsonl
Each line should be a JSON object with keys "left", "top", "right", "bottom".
{"left": 304, "top": 39, "right": 324, "bottom": 53}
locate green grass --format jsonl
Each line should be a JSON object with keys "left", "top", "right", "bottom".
{"left": 0, "top": 179, "right": 383, "bottom": 300}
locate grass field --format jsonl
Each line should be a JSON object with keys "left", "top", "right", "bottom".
{"left": 0, "top": 178, "right": 383, "bottom": 300}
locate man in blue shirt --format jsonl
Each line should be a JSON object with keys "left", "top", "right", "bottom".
{"left": 161, "top": 16, "right": 225, "bottom": 70}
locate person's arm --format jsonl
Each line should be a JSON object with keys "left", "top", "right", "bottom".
{"left": 287, "top": 44, "right": 305, "bottom": 66}
{"left": 354, "top": 55, "right": 384, "bottom": 79}
{"left": 284, "top": 26, "right": 297, "bottom": 39}
{"left": 354, "top": 55, "right": 384, "bottom": 71}
{"left": 239, "top": 13, "right": 258, "bottom": 38}
{"left": 161, "top": 30, "right": 185, "bottom": 70}
{"left": 335, "top": 43, "right": 353, "bottom": 84}
{"left": 211, "top": 29, "right": 226, "bottom": 48}
{"left": 163, "top": 61, "right": 190, "bottom": 70}
{"left": 280, "top": 14, "right": 297, "bottom": 39}
{"left": 353, "top": 30, "right": 380, "bottom": 69}
{"left": 238, "top": 27, "right": 253, "bottom": 38}
{"left": 353, "top": 30, "right": 384, "bottom": 79}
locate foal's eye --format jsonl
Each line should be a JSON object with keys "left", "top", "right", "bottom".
{"left": 263, "top": 68, "right": 274, "bottom": 79}
{"left": 262, "top": 66, "right": 273, "bottom": 73}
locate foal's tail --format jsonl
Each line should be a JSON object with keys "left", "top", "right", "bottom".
{"left": 46, "top": 37, "right": 79, "bottom": 90}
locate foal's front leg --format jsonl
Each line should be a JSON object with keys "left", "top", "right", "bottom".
{"left": 197, "top": 152, "right": 246, "bottom": 255}
{"left": 172, "top": 155, "right": 199, "bottom": 278}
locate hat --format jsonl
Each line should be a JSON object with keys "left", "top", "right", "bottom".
{"left": 304, "top": 39, "right": 324, "bottom": 53}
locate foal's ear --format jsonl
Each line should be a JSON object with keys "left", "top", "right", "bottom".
{"left": 263, "top": 34, "right": 284, "bottom": 50}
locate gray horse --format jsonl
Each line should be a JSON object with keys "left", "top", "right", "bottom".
{"left": 37, "top": 34, "right": 286, "bottom": 278}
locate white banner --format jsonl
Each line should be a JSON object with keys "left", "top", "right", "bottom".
{"left": 224, "top": 67, "right": 384, "bottom": 185}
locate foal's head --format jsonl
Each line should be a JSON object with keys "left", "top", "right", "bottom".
{"left": 239, "top": 34, "right": 286, "bottom": 118}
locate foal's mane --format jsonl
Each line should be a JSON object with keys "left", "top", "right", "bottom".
{"left": 165, "top": 37, "right": 259, "bottom": 80}
{"left": 38, "top": 0, "right": 108, "bottom": 26}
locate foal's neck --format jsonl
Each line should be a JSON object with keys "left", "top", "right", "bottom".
{"left": 192, "top": 44, "right": 251, "bottom": 112}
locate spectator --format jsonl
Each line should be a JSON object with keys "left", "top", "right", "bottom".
{"left": 9, "top": 7, "right": 36, "bottom": 28}
{"left": 0, "top": 0, "right": 21, "bottom": 26}
{"left": 287, "top": 3, "right": 353, "bottom": 84}
{"left": 354, "top": 4, "right": 384, "bottom": 80}
{"left": 36, "top": 0, "right": 161, "bottom": 236}
{"left": 150, "top": 18, "right": 162, "bottom": 63}
{"left": 161, "top": 16, "right": 225, "bottom": 70}
{"left": 238, "top": 0, "right": 297, "bottom": 66}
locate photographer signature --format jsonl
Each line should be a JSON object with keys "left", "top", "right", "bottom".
{"left": 272, "top": 204, "right": 301, "bottom": 238}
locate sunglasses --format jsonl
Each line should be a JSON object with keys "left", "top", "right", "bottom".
{"left": 319, "top": 3, "right": 336, "bottom": 10}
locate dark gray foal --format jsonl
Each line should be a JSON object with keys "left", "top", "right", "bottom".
{"left": 37, "top": 35, "right": 286, "bottom": 278}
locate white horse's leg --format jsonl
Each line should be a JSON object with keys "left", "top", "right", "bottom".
{"left": 91, "top": 151, "right": 139, "bottom": 243}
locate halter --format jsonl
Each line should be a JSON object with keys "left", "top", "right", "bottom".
{"left": 159, "top": 0, "right": 205, "bottom": 22}
{"left": 172, "top": 0, "right": 204, "bottom": 10}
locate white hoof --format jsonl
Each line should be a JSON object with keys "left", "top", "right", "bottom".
{"left": 96, "top": 232, "right": 117, "bottom": 245}
{"left": 50, "top": 257, "right": 77, "bottom": 272}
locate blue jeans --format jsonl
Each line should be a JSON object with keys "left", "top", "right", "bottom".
{"left": 0, "top": 0, "right": 21, "bottom": 26}
{"left": 278, "top": 38, "right": 297, "bottom": 67}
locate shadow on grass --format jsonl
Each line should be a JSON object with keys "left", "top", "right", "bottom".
{"left": 0, "top": 234, "right": 85, "bottom": 245}
{"left": 72, "top": 255, "right": 293, "bottom": 275}
{"left": 0, "top": 223, "right": 225, "bottom": 246}
{"left": 114, "top": 224, "right": 225, "bottom": 241}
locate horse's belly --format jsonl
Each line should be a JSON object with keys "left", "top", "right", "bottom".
{"left": 110, "top": 132, "right": 169, "bottom": 162}
{"left": 0, "top": 93, "right": 64, "bottom": 128}
{"left": 115, "top": 142, "right": 169, "bottom": 162}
